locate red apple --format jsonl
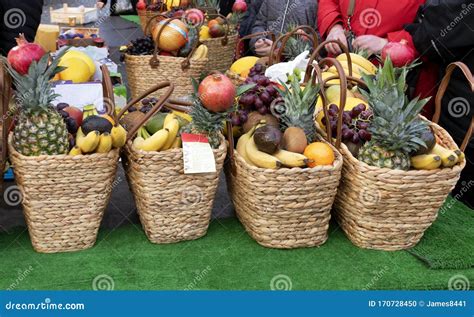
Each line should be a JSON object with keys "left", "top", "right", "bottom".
{"left": 232, "top": 0, "right": 248, "bottom": 13}
{"left": 64, "top": 106, "right": 83, "bottom": 127}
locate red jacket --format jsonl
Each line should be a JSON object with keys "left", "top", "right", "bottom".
{"left": 318, "top": 0, "right": 438, "bottom": 117}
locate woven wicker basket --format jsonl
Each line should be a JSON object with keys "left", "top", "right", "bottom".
{"left": 138, "top": 7, "right": 166, "bottom": 35}
{"left": 125, "top": 14, "right": 208, "bottom": 100}
{"left": 5, "top": 65, "right": 120, "bottom": 253}
{"left": 225, "top": 62, "right": 346, "bottom": 249}
{"left": 312, "top": 54, "right": 472, "bottom": 251}
{"left": 120, "top": 82, "right": 227, "bottom": 244}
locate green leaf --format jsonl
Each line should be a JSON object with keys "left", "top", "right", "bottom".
{"left": 236, "top": 83, "right": 256, "bottom": 97}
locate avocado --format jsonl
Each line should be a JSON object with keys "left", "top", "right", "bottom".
{"left": 145, "top": 113, "right": 167, "bottom": 135}
{"left": 413, "top": 125, "right": 436, "bottom": 155}
{"left": 254, "top": 125, "right": 282, "bottom": 154}
{"left": 81, "top": 115, "right": 113, "bottom": 134}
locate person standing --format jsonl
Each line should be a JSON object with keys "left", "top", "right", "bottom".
{"left": 250, "top": 0, "right": 318, "bottom": 56}
{"left": 0, "top": 0, "right": 44, "bottom": 56}
{"left": 406, "top": 0, "right": 474, "bottom": 208}
{"left": 97, "top": 0, "right": 139, "bottom": 15}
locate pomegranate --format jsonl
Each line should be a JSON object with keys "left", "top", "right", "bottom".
{"left": 232, "top": 0, "right": 248, "bottom": 13}
{"left": 198, "top": 73, "right": 236, "bottom": 112}
{"left": 136, "top": 0, "right": 146, "bottom": 10}
{"left": 7, "top": 34, "right": 46, "bottom": 75}
{"left": 184, "top": 8, "right": 204, "bottom": 26}
{"left": 381, "top": 39, "right": 416, "bottom": 67}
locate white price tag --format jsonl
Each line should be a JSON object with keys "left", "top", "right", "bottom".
{"left": 182, "top": 133, "right": 216, "bottom": 174}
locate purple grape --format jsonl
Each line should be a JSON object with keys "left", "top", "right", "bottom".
{"left": 328, "top": 108, "right": 338, "bottom": 117}
{"left": 329, "top": 104, "right": 339, "bottom": 113}
{"left": 343, "top": 112, "right": 352, "bottom": 124}
{"left": 360, "top": 110, "right": 372, "bottom": 120}
{"left": 354, "top": 103, "right": 367, "bottom": 112}
{"left": 141, "top": 98, "right": 150, "bottom": 106}
{"left": 128, "top": 106, "right": 137, "bottom": 112}
{"left": 260, "top": 91, "right": 271, "bottom": 104}
{"left": 231, "top": 115, "right": 241, "bottom": 126}
{"left": 239, "top": 94, "right": 254, "bottom": 107}
{"left": 265, "top": 85, "right": 277, "bottom": 96}
{"left": 358, "top": 130, "right": 372, "bottom": 141}
{"left": 56, "top": 103, "right": 69, "bottom": 111}
{"left": 257, "top": 77, "right": 270, "bottom": 86}
{"left": 257, "top": 106, "right": 268, "bottom": 115}
{"left": 254, "top": 97, "right": 264, "bottom": 109}
{"left": 343, "top": 129, "right": 355, "bottom": 140}
{"left": 350, "top": 107, "right": 362, "bottom": 118}
{"left": 352, "top": 133, "right": 360, "bottom": 144}
{"left": 239, "top": 111, "right": 248, "bottom": 123}
{"left": 253, "top": 64, "right": 263, "bottom": 73}
{"left": 356, "top": 121, "right": 369, "bottom": 130}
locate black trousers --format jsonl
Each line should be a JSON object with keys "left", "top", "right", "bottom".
{"left": 107, "top": 0, "right": 139, "bottom": 15}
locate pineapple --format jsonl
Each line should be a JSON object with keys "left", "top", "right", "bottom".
{"left": 183, "top": 101, "right": 226, "bottom": 149}
{"left": 3, "top": 52, "right": 69, "bottom": 156}
{"left": 358, "top": 59, "right": 429, "bottom": 170}
{"left": 283, "top": 24, "right": 313, "bottom": 61}
{"left": 277, "top": 74, "right": 319, "bottom": 142}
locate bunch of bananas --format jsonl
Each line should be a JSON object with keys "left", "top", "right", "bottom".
{"left": 324, "top": 53, "right": 377, "bottom": 78}
{"left": 411, "top": 144, "right": 465, "bottom": 170}
{"left": 191, "top": 44, "right": 209, "bottom": 61}
{"left": 133, "top": 113, "right": 182, "bottom": 152}
{"left": 69, "top": 124, "right": 127, "bottom": 156}
{"left": 236, "top": 124, "right": 311, "bottom": 169}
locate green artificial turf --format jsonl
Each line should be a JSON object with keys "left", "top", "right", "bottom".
{"left": 1, "top": 216, "right": 473, "bottom": 290}
{"left": 408, "top": 197, "right": 474, "bottom": 269}
{"left": 121, "top": 15, "right": 140, "bottom": 25}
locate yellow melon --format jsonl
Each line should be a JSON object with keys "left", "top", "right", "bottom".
{"left": 58, "top": 57, "right": 92, "bottom": 83}
{"left": 230, "top": 56, "right": 260, "bottom": 77}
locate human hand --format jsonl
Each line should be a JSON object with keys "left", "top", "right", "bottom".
{"left": 97, "top": 1, "right": 105, "bottom": 9}
{"left": 255, "top": 39, "right": 273, "bottom": 56}
{"left": 353, "top": 35, "right": 388, "bottom": 56}
{"left": 325, "top": 24, "right": 347, "bottom": 55}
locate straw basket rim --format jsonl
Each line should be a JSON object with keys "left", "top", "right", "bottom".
{"left": 124, "top": 53, "right": 209, "bottom": 65}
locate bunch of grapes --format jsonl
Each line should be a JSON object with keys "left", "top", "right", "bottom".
{"left": 128, "top": 97, "right": 170, "bottom": 114}
{"left": 56, "top": 103, "right": 79, "bottom": 135}
{"left": 323, "top": 103, "right": 373, "bottom": 144}
{"left": 231, "top": 65, "right": 279, "bottom": 126}
{"left": 121, "top": 36, "right": 155, "bottom": 61}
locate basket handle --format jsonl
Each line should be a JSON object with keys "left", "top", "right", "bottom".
{"left": 116, "top": 81, "right": 175, "bottom": 141}
{"left": 100, "top": 64, "right": 117, "bottom": 119}
{"left": 165, "top": 98, "right": 193, "bottom": 112}
{"left": 432, "top": 62, "right": 474, "bottom": 151}
{"left": 308, "top": 58, "right": 347, "bottom": 149}
{"left": 146, "top": 14, "right": 196, "bottom": 70}
{"left": 235, "top": 31, "right": 277, "bottom": 60}
{"left": 304, "top": 39, "right": 353, "bottom": 83}
{"left": 268, "top": 25, "right": 319, "bottom": 66}
{"left": 205, "top": 13, "right": 232, "bottom": 46}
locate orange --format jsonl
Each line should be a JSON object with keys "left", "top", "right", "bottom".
{"left": 303, "top": 142, "right": 335, "bottom": 167}
{"left": 208, "top": 19, "right": 219, "bottom": 28}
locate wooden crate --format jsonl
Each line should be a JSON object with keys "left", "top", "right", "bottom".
{"left": 50, "top": 4, "right": 98, "bottom": 25}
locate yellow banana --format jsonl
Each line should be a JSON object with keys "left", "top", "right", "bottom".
{"left": 273, "top": 150, "right": 311, "bottom": 168}
{"left": 191, "top": 44, "right": 208, "bottom": 60}
{"left": 172, "top": 110, "right": 192, "bottom": 123}
{"left": 140, "top": 128, "right": 169, "bottom": 151}
{"left": 95, "top": 133, "right": 113, "bottom": 153}
{"left": 110, "top": 124, "right": 127, "bottom": 148}
{"left": 328, "top": 65, "right": 363, "bottom": 78}
{"left": 321, "top": 72, "right": 341, "bottom": 85}
{"left": 336, "top": 53, "right": 377, "bottom": 74}
{"left": 162, "top": 118, "right": 180, "bottom": 150}
{"left": 245, "top": 136, "right": 282, "bottom": 169}
{"left": 68, "top": 146, "right": 82, "bottom": 156}
{"left": 410, "top": 154, "right": 442, "bottom": 170}
{"left": 133, "top": 136, "right": 145, "bottom": 150}
{"left": 331, "top": 60, "right": 374, "bottom": 76}
{"left": 429, "top": 144, "right": 459, "bottom": 167}
{"left": 454, "top": 150, "right": 465, "bottom": 163}
{"left": 139, "top": 127, "right": 151, "bottom": 139}
{"left": 171, "top": 136, "right": 182, "bottom": 149}
{"left": 77, "top": 129, "right": 100, "bottom": 153}
{"left": 163, "top": 113, "right": 177, "bottom": 127}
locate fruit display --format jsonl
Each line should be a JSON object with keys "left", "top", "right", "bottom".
{"left": 343, "top": 58, "right": 466, "bottom": 171}
{"left": 236, "top": 75, "right": 336, "bottom": 169}
{"left": 152, "top": 19, "right": 189, "bottom": 52}
{"left": 7, "top": 34, "right": 46, "bottom": 75}
{"left": 229, "top": 56, "right": 260, "bottom": 78}
{"left": 198, "top": 73, "right": 236, "bottom": 112}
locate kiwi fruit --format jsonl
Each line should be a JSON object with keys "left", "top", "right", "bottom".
{"left": 282, "top": 127, "right": 307, "bottom": 154}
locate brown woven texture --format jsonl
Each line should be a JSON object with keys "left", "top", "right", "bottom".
{"left": 138, "top": 10, "right": 164, "bottom": 35}
{"left": 201, "top": 33, "right": 239, "bottom": 73}
{"left": 225, "top": 139, "right": 343, "bottom": 249}
{"left": 123, "top": 136, "right": 227, "bottom": 244}
{"left": 125, "top": 54, "right": 208, "bottom": 100}
{"left": 333, "top": 121, "right": 465, "bottom": 251}
{"left": 8, "top": 137, "right": 120, "bottom": 253}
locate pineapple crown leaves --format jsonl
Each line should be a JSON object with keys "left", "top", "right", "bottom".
{"left": 276, "top": 74, "right": 320, "bottom": 141}
{"left": 1, "top": 49, "right": 68, "bottom": 112}
{"left": 361, "top": 57, "right": 429, "bottom": 152}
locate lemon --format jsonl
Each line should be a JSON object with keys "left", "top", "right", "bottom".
{"left": 58, "top": 57, "right": 92, "bottom": 83}
{"left": 63, "top": 50, "right": 96, "bottom": 75}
